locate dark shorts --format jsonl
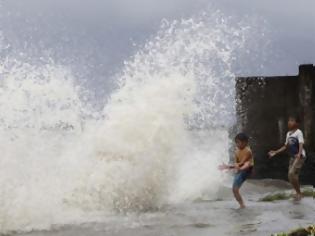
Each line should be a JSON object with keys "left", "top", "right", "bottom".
{"left": 232, "top": 168, "right": 253, "bottom": 189}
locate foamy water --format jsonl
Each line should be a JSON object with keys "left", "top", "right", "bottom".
{"left": 0, "top": 10, "right": 268, "bottom": 234}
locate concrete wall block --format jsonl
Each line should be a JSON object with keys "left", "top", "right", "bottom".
{"left": 235, "top": 64, "right": 315, "bottom": 184}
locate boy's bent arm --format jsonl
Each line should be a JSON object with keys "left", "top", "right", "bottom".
{"left": 243, "top": 149, "right": 252, "bottom": 163}
{"left": 237, "top": 149, "right": 252, "bottom": 167}
{"left": 239, "top": 161, "right": 252, "bottom": 171}
{"left": 224, "top": 154, "right": 240, "bottom": 170}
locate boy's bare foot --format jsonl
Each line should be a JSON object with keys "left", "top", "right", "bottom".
{"left": 296, "top": 193, "right": 302, "bottom": 201}
{"left": 239, "top": 204, "right": 246, "bottom": 209}
{"left": 292, "top": 193, "right": 303, "bottom": 201}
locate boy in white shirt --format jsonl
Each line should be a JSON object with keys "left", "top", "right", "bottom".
{"left": 268, "top": 115, "right": 306, "bottom": 201}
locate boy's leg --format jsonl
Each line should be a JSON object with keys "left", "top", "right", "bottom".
{"left": 233, "top": 187, "right": 245, "bottom": 208}
{"left": 288, "top": 157, "right": 305, "bottom": 199}
{"left": 232, "top": 172, "right": 247, "bottom": 208}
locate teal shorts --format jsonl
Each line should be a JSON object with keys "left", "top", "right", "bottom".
{"left": 232, "top": 168, "right": 252, "bottom": 188}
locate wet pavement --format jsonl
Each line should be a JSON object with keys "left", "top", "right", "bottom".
{"left": 16, "top": 180, "right": 315, "bottom": 236}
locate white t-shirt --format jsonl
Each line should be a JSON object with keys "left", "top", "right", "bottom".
{"left": 285, "top": 129, "right": 306, "bottom": 157}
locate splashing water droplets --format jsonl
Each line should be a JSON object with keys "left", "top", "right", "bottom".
{"left": 0, "top": 10, "right": 269, "bottom": 234}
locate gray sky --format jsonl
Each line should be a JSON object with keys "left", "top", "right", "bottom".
{"left": 0, "top": 0, "right": 314, "bottom": 98}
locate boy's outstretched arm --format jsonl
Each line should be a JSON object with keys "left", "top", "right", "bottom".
{"left": 268, "top": 145, "right": 286, "bottom": 158}
{"left": 219, "top": 150, "right": 252, "bottom": 171}
{"left": 218, "top": 163, "right": 239, "bottom": 170}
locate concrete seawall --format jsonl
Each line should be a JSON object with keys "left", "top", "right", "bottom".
{"left": 235, "top": 64, "right": 315, "bottom": 185}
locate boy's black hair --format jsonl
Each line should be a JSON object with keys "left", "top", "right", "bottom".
{"left": 235, "top": 133, "right": 249, "bottom": 142}
{"left": 288, "top": 114, "right": 301, "bottom": 124}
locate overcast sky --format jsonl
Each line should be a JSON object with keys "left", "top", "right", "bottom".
{"left": 0, "top": 0, "right": 314, "bottom": 97}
